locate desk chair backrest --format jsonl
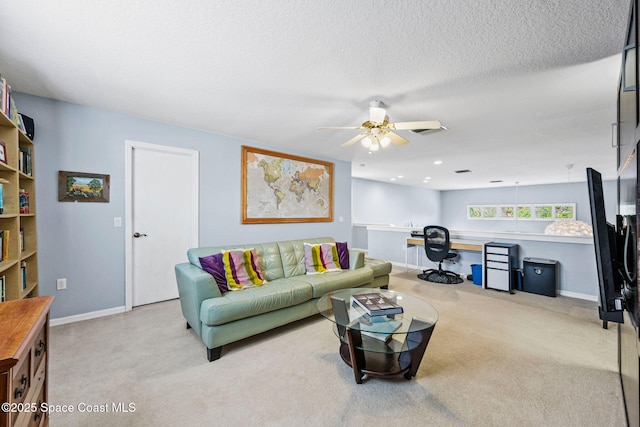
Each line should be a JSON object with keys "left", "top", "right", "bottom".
{"left": 423, "top": 225, "right": 451, "bottom": 263}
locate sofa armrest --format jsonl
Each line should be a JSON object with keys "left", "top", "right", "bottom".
{"left": 175, "top": 262, "right": 222, "bottom": 337}
{"left": 349, "top": 249, "right": 366, "bottom": 270}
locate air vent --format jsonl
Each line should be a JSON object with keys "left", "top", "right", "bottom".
{"left": 455, "top": 169, "right": 472, "bottom": 174}
{"left": 490, "top": 180, "right": 503, "bottom": 183}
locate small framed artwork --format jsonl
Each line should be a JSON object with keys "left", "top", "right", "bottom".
{"left": 58, "top": 171, "right": 110, "bottom": 202}
{"left": 553, "top": 203, "right": 576, "bottom": 220}
{"left": 467, "top": 206, "right": 482, "bottom": 219}
{"left": 0, "top": 140, "right": 7, "bottom": 164}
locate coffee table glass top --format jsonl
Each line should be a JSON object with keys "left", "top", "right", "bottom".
{"left": 318, "top": 288, "right": 438, "bottom": 334}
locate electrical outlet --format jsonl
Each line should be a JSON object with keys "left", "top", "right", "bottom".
{"left": 56, "top": 278, "right": 67, "bottom": 290}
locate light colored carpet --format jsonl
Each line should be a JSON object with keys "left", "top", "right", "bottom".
{"left": 48, "top": 271, "right": 626, "bottom": 426}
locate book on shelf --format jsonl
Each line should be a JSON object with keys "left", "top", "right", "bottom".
{"left": 360, "top": 316, "right": 402, "bottom": 342}
{"left": 0, "top": 275, "right": 4, "bottom": 302}
{"left": 19, "top": 227, "right": 24, "bottom": 252}
{"left": 19, "top": 147, "right": 32, "bottom": 176}
{"left": 9, "top": 92, "right": 19, "bottom": 127}
{"left": 1, "top": 229, "right": 9, "bottom": 261}
{"left": 0, "top": 77, "right": 6, "bottom": 116}
{"left": 0, "top": 178, "right": 8, "bottom": 215}
{"left": 17, "top": 113, "right": 26, "bottom": 133}
{"left": 351, "top": 293, "right": 404, "bottom": 316}
{"left": 19, "top": 189, "right": 29, "bottom": 214}
{"left": 20, "top": 260, "right": 26, "bottom": 291}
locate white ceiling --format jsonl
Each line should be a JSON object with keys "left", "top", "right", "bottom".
{"left": 0, "top": 1, "right": 630, "bottom": 190}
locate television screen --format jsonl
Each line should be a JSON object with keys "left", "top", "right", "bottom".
{"left": 586, "top": 167, "right": 623, "bottom": 324}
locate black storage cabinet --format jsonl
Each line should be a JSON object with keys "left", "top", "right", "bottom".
{"left": 522, "top": 257, "right": 559, "bottom": 297}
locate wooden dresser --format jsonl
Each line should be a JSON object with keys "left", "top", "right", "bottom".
{"left": 0, "top": 296, "right": 54, "bottom": 427}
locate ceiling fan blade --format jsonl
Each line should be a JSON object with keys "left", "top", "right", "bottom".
{"left": 385, "top": 131, "right": 409, "bottom": 146}
{"left": 390, "top": 120, "right": 441, "bottom": 130}
{"left": 342, "top": 132, "right": 369, "bottom": 147}
{"left": 317, "top": 126, "right": 362, "bottom": 130}
{"left": 369, "top": 106, "right": 387, "bottom": 124}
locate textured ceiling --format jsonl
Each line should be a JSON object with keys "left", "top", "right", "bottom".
{"left": 0, "top": 1, "right": 630, "bottom": 189}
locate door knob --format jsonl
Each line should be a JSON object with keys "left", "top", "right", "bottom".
{"left": 133, "top": 232, "right": 147, "bottom": 238}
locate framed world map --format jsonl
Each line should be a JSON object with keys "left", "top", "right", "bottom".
{"left": 242, "top": 146, "right": 333, "bottom": 223}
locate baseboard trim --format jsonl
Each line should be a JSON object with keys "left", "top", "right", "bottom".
{"left": 50, "top": 306, "right": 127, "bottom": 327}
{"left": 558, "top": 290, "right": 598, "bottom": 302}
{"left": 391, "top": 260, "right": 419, "bottom": 270}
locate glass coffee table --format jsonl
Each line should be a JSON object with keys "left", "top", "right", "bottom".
{"left": 317, "top": 288, "right": 438, "bottom": 384}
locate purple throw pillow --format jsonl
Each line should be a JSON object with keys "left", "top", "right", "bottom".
{"left": 200, "top": 253, "right": 229, "bottom": 293}
{"left": 336, "top": 241, "right": 350, "bottom": 269}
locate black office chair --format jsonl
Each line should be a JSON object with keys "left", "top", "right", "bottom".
{"left": 417, "top": 225, "right": 463, "bottom": 284}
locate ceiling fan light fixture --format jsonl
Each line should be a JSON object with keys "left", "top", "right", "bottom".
{"left": 320, "top": 100, "right": 441, "bottom": 150}
{"left": 369, "top": 107, "right": 387, "bottom": 124}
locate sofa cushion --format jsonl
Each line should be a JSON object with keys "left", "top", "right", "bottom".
{"left": 199, "top": 253, "right": 228, "bottom": 293}
{"left": 294, "top": 268, "right": 374, "bottom": 298}
{"left": 336, "top": 241, "right": 350, "bottom": 269}
{"left": 278, "top": 237, "right": 335, "bottom": 278}
{"left": 199, "top": 278, "right": 313, "bottom": 325}
{"left": 187, "top": 242, "right": 285, "bottom": 282}
{"left": 222, "top": 248, "right": 266, "bottom": 290}
{"left": 304, "top": 242, "right": 342, "bottom": 274}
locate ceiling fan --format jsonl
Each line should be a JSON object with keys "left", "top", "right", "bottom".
{"left": 318, "top": 100, "right": 444, "bottom": 151}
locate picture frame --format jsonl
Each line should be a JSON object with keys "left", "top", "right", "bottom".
{"left": 0, "top": 140, "right": 6, "bottom": 164}
{"left": 241, "top": 145, "right": 333, "bottom": 223}
{"left": 58, "top": 171, "right": 110, "bottom": 202}
{"left": 467, "top": 203, "right": 575, "bottom": 221}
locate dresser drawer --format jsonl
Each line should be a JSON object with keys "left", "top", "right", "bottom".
{"left": 486, "top": 253, "right": 509, "bottom": 263}
{"left": 486, "top": 246, "right": 509, "bottom": 255}
{"left": 11, "top": 354, "right": 31, "bottom": 406}
{"left": 32, "top": 326, "right": 46, "bottom": 370}
{"left": 486, "top": 260, "right": 509, "bottom": 270}
{"left": 486, "top": 267, "right": 510, "bottom": 291}
{"left": 13, "top": 380, "right": 46, "bottom": 427}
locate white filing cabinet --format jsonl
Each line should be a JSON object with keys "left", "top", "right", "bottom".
{"left": 484, "top": 242, "right": 519, "bottom": 292}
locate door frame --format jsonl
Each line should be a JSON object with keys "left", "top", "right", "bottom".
{"left": 124, "top": 140, "right": 199, "bottom": 311}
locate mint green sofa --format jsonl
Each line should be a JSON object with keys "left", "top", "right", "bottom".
{"left": 175, "top": 237, "right": 392, "bottom": 362}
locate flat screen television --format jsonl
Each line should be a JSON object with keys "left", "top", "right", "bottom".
{"left": 586, "top": 167, "right": 623, "bottom": 325}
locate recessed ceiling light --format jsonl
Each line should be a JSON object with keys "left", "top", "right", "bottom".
{"left": 434, "top": 160, "right": 443, "bottom": 165}
{"left": 424, "top": 176, "right": 431, "bottom": 180}
{"left": 390, "top": 178, "right": 396, "bottom": 181}
{"left": 397, "top": 175, "right": 403, "bottom": 179}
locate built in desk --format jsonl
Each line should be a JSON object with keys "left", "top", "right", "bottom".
{"left": 405, "top": 237, "right": 486, "bottom": 272}
{"left": 363, "top": 225, "right": 596, "bottom": 299}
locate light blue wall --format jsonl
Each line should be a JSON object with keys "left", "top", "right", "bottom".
{"left": 351, "top": 178, "right": 617, "bottom": 298}
{"left": 351, "top": 178, "right": 441, "bottom": 227}
{"left": 351, "top": 179, "right": 617, "bottom": 247}
{"left": 440, "top": 181, "right": 617, "bottom": 233}
{"left": 15, "top": 93, "right": 352, "bottom": 319}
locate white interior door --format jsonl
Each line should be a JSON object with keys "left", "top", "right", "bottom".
{"left": 125, "top": 141, "right": 198, "bottom": 308}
